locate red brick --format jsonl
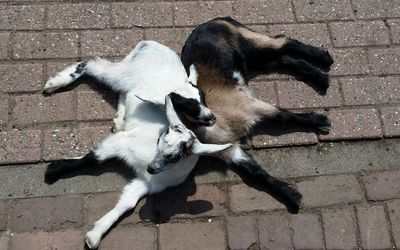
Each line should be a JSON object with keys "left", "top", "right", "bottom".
{"left": 293, "top": 0, "right": 353, "bottom": 21}
{"left": 277, "top": 79, "right": 341, "bottom": 108}
{"left": 13, "top": 32, "right": 78, "bottom": 59}
{"left": 0, "top": 201, "right": 7, "bottom": 230}
{"left": 252, "top": 132, "right": 318, "bottom": 148}
{"left": 43, "top": 126, "right": 110, "bottom": 161}
{"left": 381, "top": 107, "right": 400, "bottom": 137}
{"left": 249, "top": 81, "right": 277, "bottom": 105}
{"left": 353, "top": 0, "right": 400, "bottom": 19}
{"left": 112, "top": 2, "right": 173, "bottom": 27}
{"left": 227, "top": 216, "right": 257, "bottom": 250}
{"left": 322, "top": 207, "right": 358, "bottom": 250}
{"left": 13, "top": 92, "right": 74, "bottom": 126}
{"left": 330, "top": 21, "right": 390, "bottom": 47}
{"left": 229, "top": 183, "right": 285, "bottom": 212}
{"left": 157, "top": 184, "right": 226, "bottom": 220}
{"left": 269, "top": 23, "right": 331, "bottom": 47}
{"left": 0, "top": 64, "right": 43, "bottom": 93}
{"left": 258, "top": 213, "right": 292, "bottom": 249}
{"left": 387, "top": 199, "right": 400, "bottom": 247}
{"left": 98, "top": 226, "right": 156, "bottom": 250}
{"left": 356, "top": 205, "right": 392, "bottom": 249}
{"left": 0, "top": 129, "right": 41, "bottom": 164}
{"left": 389, "top": 19, "right": 400, "bottom": 44}
{"left": 368, "top": 48, "right": 400, "bottom": 75}
{"left": 144, "top": 28, "right": 191, "bottom": 53}
{"left": 159, "top": 222, "right": 226, "bottom": 250}
{"left": 342, "top": 77, "right": 400, "bottom": 106}
{"left": 319, "top": 109, "right": 382, "bottom": 140}
{"left": 86, "top": 192, "right": 155, "bottom": 226}
{"left": 47, "top": 3, "right": 109, "bottom": 29}
{"left": 233, "top": 0, "right": 295, "bottom": 24}
{"left": 81, "top": 30, "right": 143, "bottom": 57}
{"left": 362, "top": 170, "right": 400, "bottom": 201}
{"left": 10, "top": 196, "right": 83, "bottom": 232}
{"left": 330, "top": 48, "right": 369, "bottom": 76}
{"left": 11, "top": 230, "right": 83, "bottom": 250}
{"left": 298, "top": 175, "right": 363, "bottom": 207}
{"left": 0, "top": 32, "right": 10, "bottom": 59}
{"left": 290, "top": 213, "right": 325, "bottom": 249}
{"left": 0, "top": 95, "right": 8, "bottom": 127}
{"left": 174, "top": 1, "right": 233, "bottom": 26}
{"left": 77, "top": 91, "right": 117, "bottom": 121}
{"left": 0, "top": 5, "right": 45, "bottom": 30}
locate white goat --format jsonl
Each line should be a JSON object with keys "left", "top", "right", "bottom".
{"left": 43, "top": 41, "right": 231, "bottom": 249}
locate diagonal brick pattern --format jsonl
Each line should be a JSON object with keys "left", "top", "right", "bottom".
{"left": 0, "top": 0, "right": 399, "bottom": 249}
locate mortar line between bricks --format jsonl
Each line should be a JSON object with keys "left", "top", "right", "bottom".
{"left": 348, "top": 0, "right": 357, "bottom": 20}
{"left": 383, "top": 201, "right": 397, "bottom": 248}
{"left": 384, "top": 19, "right": 395, "bottom": 45}
{"left": 289, "top": 0, "right": 298, "bottom": 22}
{"left": 351, "top": 205, "right": 362, "bottom": 248}
{"left": 254, "top": 215, "right": 261, "bottom": 249}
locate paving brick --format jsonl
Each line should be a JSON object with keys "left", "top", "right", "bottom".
{"left": 322, "top": 207, "right": 358, "bottom": 250}
{"left": 0, "top": 5, "right": 45, "bottom": 30}
{"left": 86, "top": 192, "right": 155, "bottom": 226}
{"left": 342, "top": 77, "right": 400, "bottom": 106}
{"left": 249, "top": 81, "right": 277, "bottom": 105}
{"left": 0, "top": 32, "right": 9, "bottom": 59}
{"left": 352, "top": 0, "right": 400, "bottom": 19}
{"left": 229, "top": 183, "right": 285, "bottom": 212}
{"left": 227, "top": 216, "right": 257, "bottom": 250}
{"left": 159, "top": 222, "right": 226, "bottom": 250}
{"left": 0, "top": 129, "right": 41, "bottom": 164}
{"left": 112, "top": 2, "right": 173, "bottom": 27}
{"left": 0, "top": 201, "right": 7, "bottom": 230}
{"left": 233, "top": 0, "right": 295, "bottom": 24}
{"left": 330, "top": 48, "right": 369, "bottom": 76}
{"left": 387, "top": 199, "right": 400, "bottom": 247}
{"left": 252, "top": 132, "right": 318, "bottom": 148}
{"left": 174, "top": 1, "right": 232, "bottom": 26}
{"left": 319, "top": 109, "right": 382, "bottom": 141}
{"left": 81, "top": 29, "right": 143, "bottom": 57}
{"left": 330, "top": 21, "right": 390, "bottom": 47}
{"left": 10, "top": 196, "right": 83, "bottom": 232}
{"left": 277, "top": 79, "right": 341, "bottom": 108}
{"left": 381, "top": 107, "right": 400, "bottom": 137}
{"left": 293, "top": 0, "right": 353, "bottom": 21}
{"left": 0, "top": 64, "right": 43, "bottom": 93}
{"left": 362, "top": 170, "right": 400, "bottom": 201}
{"left": 290, "top": 213, "right": 325, "bottom": 249}
{"left": 144, "top": 27, "right": 191, "bottom": 53}
{"left": 368, "top": 48, "right": 400, "bottom": 75}
{"left": 298, "top": 175, "right": 363, "bottom": 207}
{"left": 43, "top": 126, "right": 110, "bottom": 161}
{"left": 0, "top": 96, "right": 8, "bottom": 127}
{"left": 356, "top": 205, "right": 392, "bottom": 249}
{"left": 13, "top": 32, "right": 78, "bottom": 59}
{"left": 269, "top": 23, "right": 331, "bottom": 47}
{"left": 13, "top": 92, "right": 74, "bottom": 126}
{"left": 11, "top": 230, "right": 83, "bottom": 250}
{"left": 98, "top": 226, "right": 156, "bottom": 250}
{"left": 48, "top": 3, "right": 109, "bottom": 29}
{"left": 0, "top": 236, "right": 9, "bottom": 250}
{"left": 258, "top": 213, "right": 293, "bottom": 250}
{"left": 389, "top": 19, "right": 400, "bottom": 44}
{"left": 157, "top": 184, "right": 226, "bottom": 220}
{"left": 77, "top": 91, "right": 117, "bottom": 121}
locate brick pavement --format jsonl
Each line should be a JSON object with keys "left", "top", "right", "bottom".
{"left": 0, "top": 0, "right": 400, "bottom": 249}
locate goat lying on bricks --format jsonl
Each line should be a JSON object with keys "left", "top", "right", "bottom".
{"left": 177, "top": 17, "right": 334, "bottom": 213}
{"left": 43, "top": 41, "right": 230, "bottom": 249}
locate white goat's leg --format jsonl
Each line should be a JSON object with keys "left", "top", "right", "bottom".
{"left": 43, "top": 62, "right": 84, "bottom": 94}
{"left": 85, "top": 179, "right": 149, "bottom": 249}
{"left": 112, "top": 93, "right": 127, "bottom": 133}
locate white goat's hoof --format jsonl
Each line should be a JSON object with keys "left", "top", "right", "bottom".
{"left": 43, "top": 75, "right": 72, "bottom": 94}
{"left": 85, "top": 230, "right": 102, "bottom": 249}
{"left": 112, "top": 118, "right": 124, "bottom": 133}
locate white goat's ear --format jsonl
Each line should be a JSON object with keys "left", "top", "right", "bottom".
{"left": 191, "top": 140, "right": 232, "bottom": 155}
{"left": 135, "top": 94, "right": 164, "bottom": 107}
{"left": 188, "top": 64, "right": 198, "bottom": 86}
{"left": 165, "top": 95, "right": 183, "bottom": 125}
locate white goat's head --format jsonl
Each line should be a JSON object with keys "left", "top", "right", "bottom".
{"left": 147, "top": 95, "right": 231, "bottom": 174}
